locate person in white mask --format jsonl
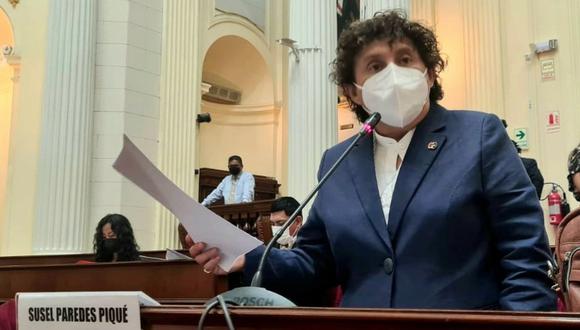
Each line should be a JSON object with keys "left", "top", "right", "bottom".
{"left": 269, "top": 197, "right": 302, "bottom": 249}
{"left": 187, "top": 10, "right": 555, "bottom": 310}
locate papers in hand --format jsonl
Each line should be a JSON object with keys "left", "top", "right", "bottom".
{"left": 165, "top": 249, "right": 193, "bottom": 261}
{"left": 113, "top": 135, "right": 261, "bottom": 271}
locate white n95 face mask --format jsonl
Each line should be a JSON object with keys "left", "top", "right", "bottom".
{"left": 355, "top": 64, "right": 429, "bottom": 128}
{"left": 271, "top": 225, "right": 295, "bottom": 248}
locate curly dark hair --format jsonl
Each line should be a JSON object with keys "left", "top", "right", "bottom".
{"left": 93, "top": 214, "right": 140, "bottom": 262}
{"left": 330, "top": 10, "right": 446, "bottom": 122}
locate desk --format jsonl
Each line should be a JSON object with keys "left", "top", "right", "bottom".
{"left": 0, "top": 260, "right": 228, "bottom": 302}
{"left": 0, "top": 250, "right": 173, "bottom": 267}
{"left": 141, "top": 306, "right": 580, "bottom": 330}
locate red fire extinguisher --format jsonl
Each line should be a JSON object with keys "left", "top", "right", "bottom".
{"left": 548, "top": 186, "right": 563, "bottom": 225}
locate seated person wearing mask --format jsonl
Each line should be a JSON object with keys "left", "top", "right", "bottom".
{"left": 201, "top": 155, "right": 255, "bottom": 207}
{"left": 569, "top": 144, "right": 580, "bottom": 202}
{"left": 93, "top": 214, "right": 140, "bottom": 262}
{"left": 269, "top": 197, "right": 303, "bottom": 249}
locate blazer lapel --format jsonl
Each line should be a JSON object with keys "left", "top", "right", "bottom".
{"left": 387, "top": 105, "right": 447, "bottom": 241}
{"left": 347, "top": 135, "right": 393, "bottom": 251}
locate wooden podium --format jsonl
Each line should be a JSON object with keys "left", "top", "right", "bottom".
{"left": 141, "top": 306, "right": 580, "bottom": 330}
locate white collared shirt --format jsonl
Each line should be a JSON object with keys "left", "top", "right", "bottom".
{"left": 374, "top": 129, "right": 415, "bottom": 225}
{"left": 201, "top": 172, "right": 255, "bottom": 207}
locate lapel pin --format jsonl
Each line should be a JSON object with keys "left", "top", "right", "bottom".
{"left": 427, "top": 141, "right": 438, "bottom": 150}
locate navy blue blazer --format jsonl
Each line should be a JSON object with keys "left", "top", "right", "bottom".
{"left": 244, "top": 104, "right": 556, "bottom": 310}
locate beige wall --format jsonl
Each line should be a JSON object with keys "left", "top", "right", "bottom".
{"left": 202, "top": 35, "right": 274, "bottom": 106}
{"left": 505, "top": 0, "right": 580, "bottom": 239}
{"left": 342, "top": 1, "right": 580, "bottom": 242}
{"left": 0, "top": 1, "right": 49, "bottom": 255}
{"left": 198, "top": 103, "right": 280, "bottom": 177}
{"left": 199, "top": 34, "right": 278, "bottom": 177}
{"left": 0, "top": 8, "right": 15, "bottom": 250}
{"left": 196, "top": 1, "right": 288, "bottom": 190}
{"left": 0, "top": 65, "right": 13, "bottom": 243}
{"left": 410, "top": 0, "right": 580, "bottom": 242}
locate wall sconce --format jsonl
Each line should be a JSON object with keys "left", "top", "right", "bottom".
{"left": 276, "top": 38, "right": 300, "bottom": 62}
{"left": 276, "top": 38, "right": 322, "bottom": 63}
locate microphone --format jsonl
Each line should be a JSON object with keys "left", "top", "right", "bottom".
{"left": 212, "top": 112, "right": 381, "bottom": 307}
{"left": 252, "top": 111, "right": 381, "bottom": 287}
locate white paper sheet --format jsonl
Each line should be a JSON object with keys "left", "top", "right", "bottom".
{"left": 113, "top": 135, "right": 261, "bottom": 271}
{"left": 165, "top": 249, "right": 193, "bottom": 261}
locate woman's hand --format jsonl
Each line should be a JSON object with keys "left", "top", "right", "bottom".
{"left": 185, "top": 235, "right": 245, "bottom": 275}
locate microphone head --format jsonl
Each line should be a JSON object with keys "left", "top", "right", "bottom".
{"left": 366, "top": 112, "right": 381, "bottom": 128}
{"left": 359, "top": 112, "right": 381, "bottom": 135}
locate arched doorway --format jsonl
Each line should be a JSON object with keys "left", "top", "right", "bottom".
{"left": 198, "top": 35, "right": 277, "bottom": 178}
{"left": 0, "top": 7, "right": 15, "bottom": 237}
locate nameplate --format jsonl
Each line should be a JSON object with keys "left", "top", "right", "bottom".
{"left": 16, "top": 291, "right": 155, "bottom": 330}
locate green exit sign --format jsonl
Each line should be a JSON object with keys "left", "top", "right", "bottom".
{"left": 514, "top": 128, "right": 529, "bottom": 150}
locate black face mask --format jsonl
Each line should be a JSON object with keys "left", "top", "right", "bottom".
{"left": 229, "top": 166, "right": 241, "bottom": 176}
{"left": 102, "top": 239, "right": 120, "bottom": 255}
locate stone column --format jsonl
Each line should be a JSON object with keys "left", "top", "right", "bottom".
{"left": 34, "top": 0, "right": 97, "bottom": 253}
{"left": 155, "top": 0, "right": 201, "bottom": 248}
{"left": 287, "top": 0, "right": 338, "bottom": 204}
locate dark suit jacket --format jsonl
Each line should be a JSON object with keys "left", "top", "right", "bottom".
{"left": 521, "top": 157, "right": 544, "bottom": 198}
{"left": 244, "top": 104, "right": 556, "bottom": 310}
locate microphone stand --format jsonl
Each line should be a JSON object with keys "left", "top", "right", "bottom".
{"left": 252, "top": 112, "right": 381, "bottom": 287}
{"left": 201, "top": 112, "right": 381, "bottom": 321}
